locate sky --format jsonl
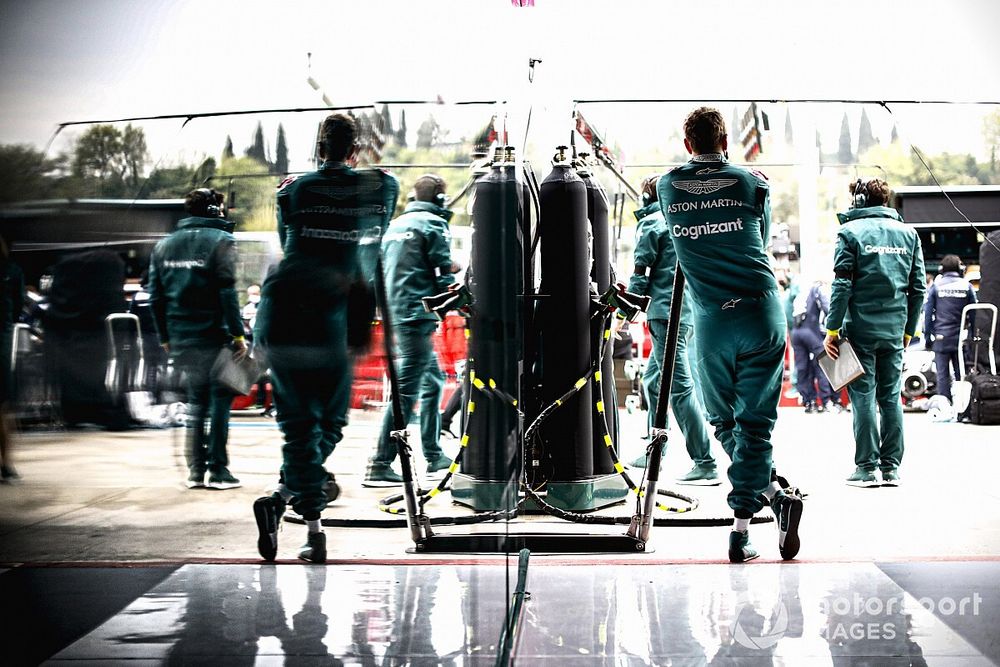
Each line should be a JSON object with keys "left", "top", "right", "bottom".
{"left": 1, "top": 0, "right": 999, "bottom": 170}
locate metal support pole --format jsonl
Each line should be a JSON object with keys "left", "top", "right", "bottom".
{"left": 374, "top": 257, "right": 429, "bottom": 542}
{"left": 629, "top": 263, "right": 686, "bottom": 542}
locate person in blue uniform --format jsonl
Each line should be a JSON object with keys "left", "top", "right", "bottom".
{"left": 252, "top": 114, "right": 399, "bottom": 563}
{"left": 657, "top": 107, "right": 803, "bottom": 563}
{"left": 365, "top": 174, "right": 458, "bottom": 486}
{"left": 790, "top": 280, "right": 836, "bottom": 412}
{"left": 924, "top": 254, "right": 977, "bottom": 401}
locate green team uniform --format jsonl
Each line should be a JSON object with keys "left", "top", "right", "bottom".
{"left": 255, "top": 162, "right": 398, "bottom": 519}
{"left": 371, "top": 201, "right": 456, "bottom": 467}
{"left": 657, "top": 154, "right": 784, "bottom": 519}
{"left": 826, "top": 206, "right": 925, "bottom": 474}
{"left": 627, "top": 202, "right": 714, "bottom": 469}
{"left": 148, "top": 216, "right": 244, "bottom": 479}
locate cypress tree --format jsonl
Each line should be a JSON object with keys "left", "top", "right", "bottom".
{"left": 245, "top": 122, "right": 267, "bottom": 165}
{"left": 837, "top": 113, "right": 854, "bottom": 164}
{"left": 275, "top": 124, "right": 289, "bottom": 175}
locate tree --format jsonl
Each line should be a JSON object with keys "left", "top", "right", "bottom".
{"left": 121, "top": 124, "right": 147, "bottom": 189}
{"left": 72, "top": 125, "right": 123, "bottom": 184}
{"left": 222, "top": 135, "right": 235, "bottom": 160}
{"left": 193, "top": 157, "right": 216, "bottom": 187}
{"left": 274, "top": 124, "right": 289, "bottom": 175}
{"left": 245, "top": 122, "right": 267, "bottom": 165}
{"left": 379, "top": 104, "right": 394, "bottom": 142}
{"left": 890, "top": 124, "right": 899, "bottom": 144}
{"left": 211, "top": 157, "right": 276, "bottom": 231}
{"left": 0, "top": 144, "right": 62, "bottom": 203}
{"left": 70, "top": 123, "right": 148, "bottom": 197}
{"left": 416, "top": 116, "right": 440, "bottom": 149}
{"left": 837, "top": 113, "right": 854, "bottom": 164}
{"left": 144, "top": 165, "right": 197, "bottom": 199}
{"left": 983, "top": 110, "right": 1000, "bottom": 176}
{"left": 857, "top": 108, "right": 876, "bottom": 155}
{"left": 784, "top": 109, "right": 794, "bottom": 145}
{"left": 396, "top": 109, "right": 408, "bottom": 147}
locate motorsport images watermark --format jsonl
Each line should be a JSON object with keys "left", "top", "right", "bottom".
{"left": 732, "top": 593, "right": 983, "bottom": 649}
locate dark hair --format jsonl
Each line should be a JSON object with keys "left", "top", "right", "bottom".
{"left": 185, "top": 188, "right": 223, "bottom": 216}
{"left": 414, "top": 174, "right": 446, "bottom": 203}
{"left": 849, "top": 178, "right": 890, "bottom": 207}
{"left": 641, "top": 175, "right": 659, "bottom": 203}
{"left": 318, "top": 113, "right": 357, "bottom": 162}
{"left": 683, "top": 107, "right": 727, "bottom": 154}
{"left": 940, "top": 254, "right": 962, "bottom": 273}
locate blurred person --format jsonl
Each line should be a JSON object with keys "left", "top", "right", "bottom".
{"left": 241, "top": 283, "right": 271, "bottom": 416}
{"left": 624, "top": 174, "right": 718, "bottom": 486}
{"left": 790, "top": 278, "right": 837, "bottom": 412}
{"left": 148, "top": 188, "right": 247, "bottom": 490}
{"left": 824, "top": 178, "right": 925, "bottom": 487}
{"left": 252, "top": 114, "right": 399, "bottom": 562}
{"left": 242, "top": 284, "right": 261, "bottom": 329}
{"left": 365, "top": 174, "right": 458, "bottom": 486}
{"left": 658, "top": 107, "right": 803, "bottom": 563}
{"left": 0, "top": 237, "right": 25, "bottom": 482}
{"left": 43, "top": 248, "right": 129, "bottom": 429}
{"left": 923, "top": 254, "right": 976, "bottom": 401}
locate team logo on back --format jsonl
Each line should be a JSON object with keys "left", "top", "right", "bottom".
{"left": 671, "top": 179, "right": 738, "bottom": 195}
{"left": 863, "top": 244, "right": 908, "bottom": 255}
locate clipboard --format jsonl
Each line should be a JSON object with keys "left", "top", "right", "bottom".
{"left": 816, "top": 339, "right": 866, "bottom": 391}
{"left": 212, "top": 348, "right": 263, "bottom": 396}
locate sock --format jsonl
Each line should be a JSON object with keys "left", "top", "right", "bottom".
{"left": 276, "top": 484, "right": 294, "bottom": 503}
{"left": 306, "top": 519, "right": 322, "bottom": 533}
{"left": 762, "top": 481, "right": 782, "bottom": 501}
{"left": 734, "top": 517, "right": 750, "bottom": 532}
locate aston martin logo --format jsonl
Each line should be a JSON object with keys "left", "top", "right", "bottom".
{"left": 307, "top": 178, "right": 385, "bottom": 198}
{"left": 672, "top": 179, "right": 738, "bottom": 195}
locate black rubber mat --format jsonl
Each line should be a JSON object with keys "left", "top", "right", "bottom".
{"left": 0, "top": 566, "right": 178, "bottom": 665}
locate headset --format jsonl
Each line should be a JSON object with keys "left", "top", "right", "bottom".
{"left": 852, "top": 178, "right": 868, "bottom": 209}
{"left": 414, "top": 174, "right": 448, "bottom": 207}
{"left": 195, "top": 188, "right": 224, "bottom": 217}
{"left": 640, "top": 174, "right": 659, "bottom": 205}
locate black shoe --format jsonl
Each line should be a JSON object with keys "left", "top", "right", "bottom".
{"left": 207, "top": 469, "right": 241, "bottom": 490}
{"left": 803, "top": 402, "right": 815, "bottom": 414}
{"left": 770, "top": 489, "right": 804, "bottom": 560}
{"left": 1, "top": 465, "right": 21, "bottom": 484}
{"left": 253, "top": 494, "right": 286, "bottom": 561}
{"left": 728, "top": 530, "right": 759, "bottom": 563}
{"left": 298, "top": 531, "right": 327, "bottom": 564}
{"left": 186, "top": 469, "right": 206, "bottom": 489}
{"left": 323, "top": 471, "right": 341, "bottom": 503}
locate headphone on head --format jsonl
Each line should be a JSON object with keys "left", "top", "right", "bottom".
{"left": 852, "top": 179, "right": 868, "bottom": 209}
{"left": 195, "top": 188, "right": 224, "bottom": 217}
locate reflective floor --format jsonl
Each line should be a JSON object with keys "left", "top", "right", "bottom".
{"left": 11, "top": 561, "right": 993, "bottom": 665}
